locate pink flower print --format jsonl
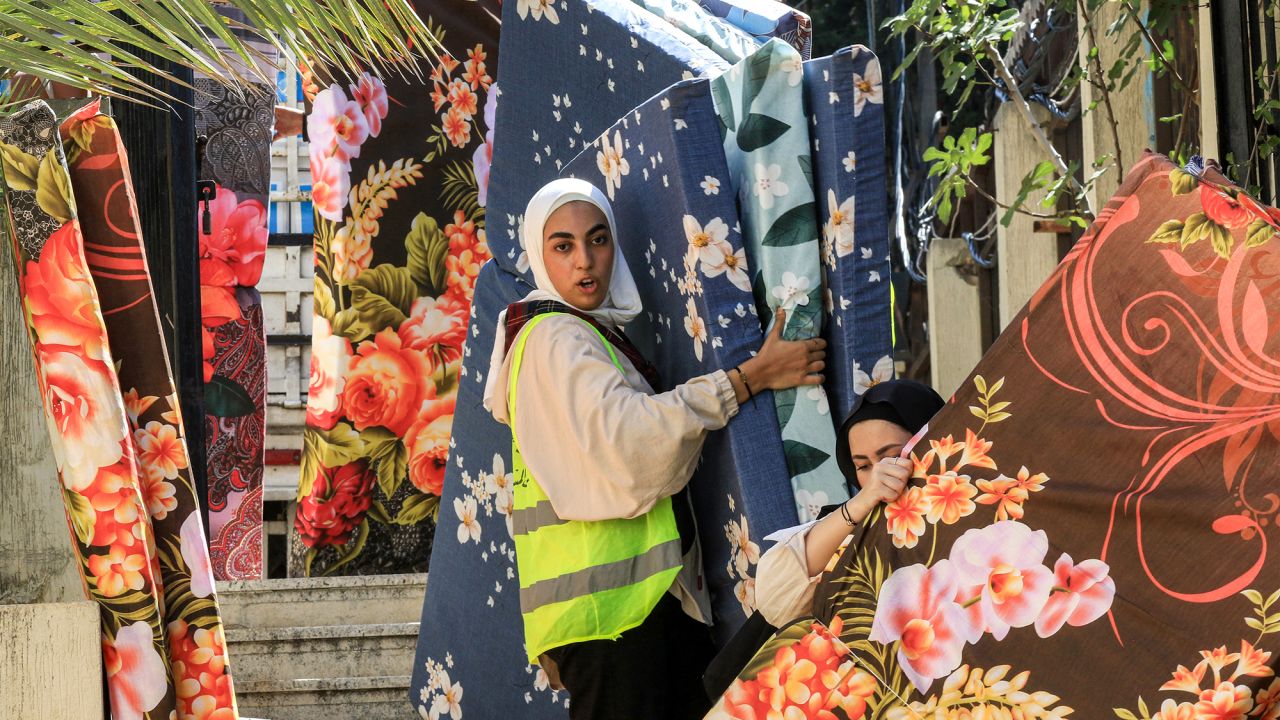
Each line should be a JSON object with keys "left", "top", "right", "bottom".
{"left": 884, "top": 486, "right": 928, "bottom": 549}
{"left": 351, "top": 72, "right": 388, "bottom": 137}
{"left": 1161, "top": 663, "right": 1207, "bottom": 694}
{"left": 103, "top": 621, "right": 168, "bottom": 720}
{"left": 308, "top": 84, "right": 370, "bottom": 162}
{"left": 1034, "top": 553, "right": 1115, "bottom": 637}
{"left": 949, "top": 520, "right": 1053, "bottom": 641}
{"left": 869, "top": 560, "right": 969, "bottom": 692}
{"left": 1234, "top": 640, "right": 1274, "bottom": 679}
{"left": 1195, "top": 681, "right": 1253, "bottom": 720}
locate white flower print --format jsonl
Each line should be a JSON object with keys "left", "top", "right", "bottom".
{"left": 843, "top": 151, "right": 857, "bottom": 173}
{"left": 733, "top": 577, "right": 757, "bottom": 617}
{"left": 431, "top": 671, "right": 464, "bottom": 719}
{"left": 595, "top": 130, "right": 630, "bottom": 199}
{"left": 795, "top": 489, "right": 830, "bottom": 523}
{"left": 827, "top": 189, "right": 855, "bottom": 257}
{"left": 807, "top": 386, "right": 830, "bottom": 416}
{"left": 487, "top": 455, "right": 515, "bottom": 537}
{"left": 701, "top": 242, "right": 751, "bottom": 293}
{"left": 771, "top": 271, "right": 812, "bottom": 310}
{"left": 700, "top": 175, "right": 721, "bottom": 195}
{"left": 853, "top": 59, "right": 884, "bottom": 117}
{"left": 868, "top": 270, "right": 882, "bottom": 283}
{"left": 518, "top": 2, "right": 559, "bottom": 24}
{"left": 514, "top": 0, "right": 560, "bottom": 22}
{"left": 683, "top": 214, "right": 731, "bottom": 269}
{"left": 752, "top": 162, "right": 790, "bottom": 209}
{"left": 779, "top": 55, "right": 804, "bottom": 86}
{"left": 860, "top": 246, "right": 874, "bottom": 260}
{"left": 820, "top": 221, "right": 837, "bottom": 271}
{"left": 854, "top": 354, "right": 895, "bottom": 395}
{"left": 683, "top": 298, "right": 707, "bottom": 361}
{"left": 725, "top": 515, "right": 760, "bottom": 576}
{"left": 455, "top": 497, "right": 482, "bottom": 544}
{"left": 534, "top": 667, "right": 550, "bottom": 691}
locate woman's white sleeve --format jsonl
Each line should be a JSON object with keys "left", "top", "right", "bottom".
{"left": 512, "top": 317, "right": 738, "bottom": 521}
{"left": 754, "top": 524, "right": 824, "bottom": 627}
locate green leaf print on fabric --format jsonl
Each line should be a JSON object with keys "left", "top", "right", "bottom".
{"left": 712, "top": 39, "right": 848, "bottom": 520}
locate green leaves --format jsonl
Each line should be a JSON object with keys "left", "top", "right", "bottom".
{"left": 63, "top": 487, "right": 95, "bottom": 547}
{"left": 782, "top": 440, "right": 830, "bottom": 476}
{"left": 36, "top": 148, "right": 73, "bottom": 223}
{"left": 1242, "top": 586, "right": 1280, "bottom": 639}
{"left": 333, "top": 263, "right": 417, "bottom": 343}
{"left": 0, "top": 0, "right": 443, "bottom": 105}
{"left": 710, "top": 76, "right": 736, "bottom": 133}
{"left": 364, "top": 427, "right": 408, "bottom": 499}
{"left": 0, "top": 141, "right": 39, "bottom": 191}
{"left": 1246, "top": 219, "right": 1277, "bottom": 249}
{"left": 736, "top": 113, "right": 790, "bottom": 153}
{"left": 1177, "top": 211, "right": 1235, "bottom": 258}
{"left": 204, "top": 376, "right": 254, "bottom": 418}
{"left": 298, "top": 422, "right": 365, "bottom": 498}
{"left": 1001, "top": 160, "right": 1056, "bottom": 227}
{"left": 1146, "top": 219, "right": 1184, "bottom": 244}
{"left": 314, "top": 276, "right": 336, "bottom": 324}
{"left": 739, "top": 49, "right": 774, "bottom": 113}
{"left": 922, "top": 128, "right": 992, "bottom": 224}
{"left": 1169, "top": 168, "right": 1200, "bottom": 196}
{"left": 394, "top": 494, "right": 440, "bottom": 525}
{"left": 405, "top": 212, "right": 449, "bottom": 296}
{"left": 761, "top": 202, "right": 817, "bottom": 247}
{"left": 774, "top": 387, "right": 797, "bottom": 428}
{"left": 969, "top": 375, "right": 1010, "bottom": 426}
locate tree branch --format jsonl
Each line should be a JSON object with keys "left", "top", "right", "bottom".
{"left": 983, "top": 41, "right": 1095, "bottom": 217}
{"left": 1078, "top": 0, "right": 1125, "bottom": 175}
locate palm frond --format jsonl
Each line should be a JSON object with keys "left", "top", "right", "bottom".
{"left": 0, "top": 0, "right": 442, "bottom": 103}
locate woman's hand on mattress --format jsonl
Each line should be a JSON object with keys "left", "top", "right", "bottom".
{"left": 847, "top": 456, "right": 912, "bottom": 518}
{"left": 741, "top": 308, "right": 826, "bottom": 393}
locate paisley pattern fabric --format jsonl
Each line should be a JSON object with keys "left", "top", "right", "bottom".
{"left": 204, "top": 288, "right": 266, "bottom": 581}
{"left": 2, "top": 99, "right": 238, "bottom": 720}
{"left": 291, "top": 0, "right": 500, "bottom": 576}
{"left": 709, "top": 154, "right": 1280, "bottom": 719}
{"left": 195, "top": 72, "right": 274, "bottom": 581}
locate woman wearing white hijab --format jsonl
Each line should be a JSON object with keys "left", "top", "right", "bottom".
{"left": 485, "top": 178, "right": 825, "bottom": 719}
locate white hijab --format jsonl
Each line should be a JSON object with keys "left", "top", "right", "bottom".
{"left": 481, "top": 178, "right": 643, "bottom": 411}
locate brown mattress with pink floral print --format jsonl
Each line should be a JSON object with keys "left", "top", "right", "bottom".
{"left": 706, "top": 152, "right": 1280, "bottom": 719}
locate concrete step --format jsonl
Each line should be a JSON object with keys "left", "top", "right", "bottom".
{"left": 225, "top": 622, "right": 419, "bottom": 682}
{"left": 215, "top": 573, "right": 427, "bottom": 629}
{"left": 235, "top": 675, "right": 414, "bottom": 720}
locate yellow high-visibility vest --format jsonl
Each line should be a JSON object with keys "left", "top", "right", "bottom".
{"left": 507, "top": 312, "right": 683, "bottom": 662}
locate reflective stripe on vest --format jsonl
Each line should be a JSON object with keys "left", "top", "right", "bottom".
{"left": 507, "top": 312, "right": 683, "bottom": 662}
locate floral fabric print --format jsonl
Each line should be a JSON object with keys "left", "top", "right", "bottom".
{"left": 412, "top": 2, "right": 754, "bottom": 717}
{"left": 194, "top": 74, "right": 274, "bottom": 581}
{"left": 711, "top": 40, "right": 848, "bottom": 521}
{"left": 564, "top": 80, "right": 800, "bottom": 631}
{"left": 708, "top": 153, "right": 1280, "bottom": 718}
{"left": 480, "top": 0, "right": 730, "bottom": 279}
{"left": 802, "top": 47, "right": 892, "bottom": 418}
{"left": 628, "top": 0, "right": 759, "bottom": 63}
{"left": 696, "top": 0, "right": 813, "bottom": 59}
{"left": 292, "top": 0, "right": 499, "bottom": 577}
{"left": 3, "top": 99, "right": 238, "bottom": 720}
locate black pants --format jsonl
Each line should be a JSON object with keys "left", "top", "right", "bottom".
{"left": 545, "top": 593, "right": 717, "bottom": 720}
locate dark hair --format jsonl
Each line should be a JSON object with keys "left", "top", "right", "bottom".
{"left": 835, "top": 379, "right": 945, "bottom": 485}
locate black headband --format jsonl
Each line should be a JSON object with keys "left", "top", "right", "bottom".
{"left": 835, "top": 379, "right": 945, "bottom": 487}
